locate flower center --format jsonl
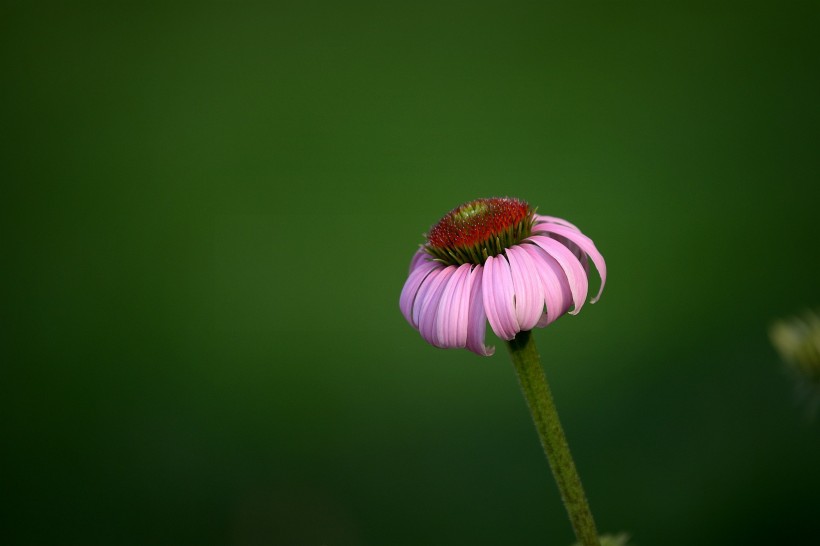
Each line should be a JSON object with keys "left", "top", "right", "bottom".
{"left": 425, "top": 197, "right": 534, "bottom": 265}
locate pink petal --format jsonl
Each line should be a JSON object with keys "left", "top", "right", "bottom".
{"left": 533, "top": 224, "right": 606, "bottom": 303}
{"left": 533, "top": 214, "right": 581, "bottom": 232}
{"left": 505, "top": 245, "right": 545, "bottom": 332}
{"left": 527, "top": 235, "right": 589, "bottom": 315}
{"left": 434, "top": 263, "right": 473, "bottom": 348}
{"left": 466, "top": 265, "right": 494, "bottom": 356}
{"left": 411, "top": 266, "right": 445, "bottom": 328}
{"left": 545, "top": 234, "right": 590, "bottom": 276}
{"left": 409, "top": 248, "right": 430, "bottom": 272}
{"left": 400, "top": 259, "right": 442, "bottom": 327}
{"left": 522, "top": 243, "right": 572, "bottom": 326}
{"left": 453, "top": 264, "right": 478, "bottom": 348}
{"left": 482, "top": 255, "right": 520, "bottom": 340}
{"left": 418, "top": 265, "right": 457, "bottom": 347}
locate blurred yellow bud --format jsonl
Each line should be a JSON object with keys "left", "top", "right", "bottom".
{"left": 770, "top": 309, "right": 820, "bottom": 385}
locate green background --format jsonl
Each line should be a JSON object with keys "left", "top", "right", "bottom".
{"left": 3, "top": 2, "right": 820, "bottom": 545}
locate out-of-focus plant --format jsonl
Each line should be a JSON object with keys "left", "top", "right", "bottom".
{"left": 572, "top": 533, "right": 632, "bottom": 546}
{"left": 769, "top": 309, "right": 820, "bottom": 415}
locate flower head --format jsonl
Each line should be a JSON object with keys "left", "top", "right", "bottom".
{"left": 400, "top": 197, "right": 606, "bottom": 356}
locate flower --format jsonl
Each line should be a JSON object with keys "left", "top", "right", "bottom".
{"left": 400, "top": 197, "right": 606, "bottom": 356}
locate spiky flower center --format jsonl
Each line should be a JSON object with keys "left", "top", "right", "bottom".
{"left": 425, "top": 197, "right": 534, "bottom": 265}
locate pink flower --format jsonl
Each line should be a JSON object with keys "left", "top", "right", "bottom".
{"left": 400, "top": 197, "right": 606, "bottom": 356}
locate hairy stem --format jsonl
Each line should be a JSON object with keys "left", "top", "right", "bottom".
{"left": 507, "top": 330, "right": 600, "bottom": 546}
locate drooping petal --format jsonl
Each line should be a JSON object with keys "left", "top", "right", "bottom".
{"left": 434, "top": 263, "right": 473, "bottom": 348}
{"left": 532, "top": 224, "right": 606, "bottom": 303}
{"left": 482, "top": 255, "right": 520, "bottom": 340}
{"left": 409, "top": 248, "right": 430, "bottom": 272}
{"left": 400, "top": 258, "right": 442, "bottom": 327}
{"left": 455, "top": 266, "right": 477, "bottom": 348}
{"left": 522, "top": 242, "right": 572, "bottom": 326}
{"left": 411, "top": 266, "right": 445, "bottom": 328}
{"left": 533, "top": 214, "right": 581, "bottom": 232}
{"left": 466, "top": 265, "right": 494, "bottom": 356}
{"left": 544, "top": 234, "right": 589, "bottom": 276}
{"left": 527, "top": 235, "right": 589, "bottom": 315}
{"left": 505, "top": 245, "right": 545, "bottom": 332}
{"left": 418, "top": 265, "right": 458, "bottom": 347}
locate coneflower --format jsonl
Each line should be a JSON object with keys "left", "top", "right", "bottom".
{"left": 400, "top": 197, "right": 606, "bottom": 355}
{"left": 400, "top": 197, "right": 609, "bottom": 546}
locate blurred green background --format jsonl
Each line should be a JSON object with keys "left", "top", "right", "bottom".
{"left": 3, "top": 1, "right": 820, "bottom": 545}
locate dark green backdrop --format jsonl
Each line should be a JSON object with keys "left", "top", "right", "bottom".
{"left": 3, "top": 2, "right": 820, "bottom": 545}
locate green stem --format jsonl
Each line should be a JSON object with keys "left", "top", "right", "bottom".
{"left": 506, "top": 330, "right": 600, "bottom": 546}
